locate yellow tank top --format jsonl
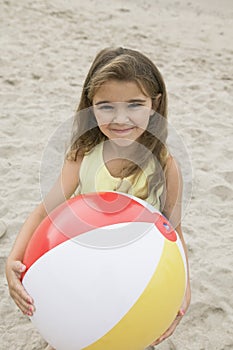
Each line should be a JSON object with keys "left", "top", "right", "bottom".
{"left": 76, "top": 142, "right": 163, "bottom": 210}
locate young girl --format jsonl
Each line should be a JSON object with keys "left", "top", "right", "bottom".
{"left": 5, "top": 47, "right": 191, "bottom": 349}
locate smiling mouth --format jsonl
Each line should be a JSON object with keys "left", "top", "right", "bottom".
{"left": 111, "top": 127, "right": 135, "bottom": 134}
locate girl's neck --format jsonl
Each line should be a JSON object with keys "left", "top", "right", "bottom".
{"left": 103, "top": 139, "right": 139, "bottom": 160}
{"left": 102, "top": 140, "right": 138, "bottom": 179}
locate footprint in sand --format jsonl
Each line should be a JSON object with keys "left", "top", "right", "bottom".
{"left": 210, "top": 184, "right": 233, "bottom": 202}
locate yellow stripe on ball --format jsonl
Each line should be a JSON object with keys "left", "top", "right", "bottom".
{"left": 83, "top": 239, "right": 186, "bottom": 350}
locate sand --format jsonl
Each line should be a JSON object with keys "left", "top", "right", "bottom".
{"left": 1, "top": 0, "right": 233, "bottom": 349}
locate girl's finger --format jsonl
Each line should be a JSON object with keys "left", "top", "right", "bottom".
{"left": 12, "top": 261, "right": 26, "bottom": 274}
{"left": 15, "top": 298, "right": 33, "bottom": 316}
{"left": 9, "top": 269, "right": 34, "bottom": 304}
{"left": 11, "top": 288, "right": 35, "bottom": 315}
{"left": 9, "top": 278, "right": 34, "bottom": 312}
{"left": 15, "top": 281, "right": 34, "bottom": 305}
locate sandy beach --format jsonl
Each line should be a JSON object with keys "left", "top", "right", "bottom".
{"left": 1, "top": 0, "right": 233, "bottom": 349}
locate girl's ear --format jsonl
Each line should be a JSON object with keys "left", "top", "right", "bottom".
{"left": 153, "top": 93, "right": 162, "bottom": 110}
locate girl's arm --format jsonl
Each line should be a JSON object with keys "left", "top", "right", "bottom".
{"left": 151, "top": 156, "right": 191, "bottom": 346}
{"left": 162, "top": 156, "right": 191, "bottom": 312}
{"left": 5, "top": 157, "right": 82, "bottom": 316}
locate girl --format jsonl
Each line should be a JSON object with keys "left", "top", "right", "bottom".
{"left": 5, "top": 47, "right": 191, "bottom": 348}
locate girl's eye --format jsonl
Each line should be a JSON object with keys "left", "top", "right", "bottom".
{"left": 97, "top": 104, "right": 114, "bottom": 111}
{"left": 128, "top": 103, "right": 143, "bottom": 109}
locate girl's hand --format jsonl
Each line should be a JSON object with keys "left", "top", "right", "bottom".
{"left": 150, "top": 309, "right": 185, "bottom": 346}
{"left": 5, "top": 260, "right": 35, "bottom": 316}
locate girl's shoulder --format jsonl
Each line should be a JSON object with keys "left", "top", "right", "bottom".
{"left": 63, "top": 155, "right": 84, "bottom": 183}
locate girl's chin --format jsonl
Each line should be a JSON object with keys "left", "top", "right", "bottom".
{"left": 109, "top": 138, "right": 136, "bottom": 147}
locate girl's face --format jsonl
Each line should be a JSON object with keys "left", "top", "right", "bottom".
{"left": 93, "top": 80, "right": 153, "bottom": 146}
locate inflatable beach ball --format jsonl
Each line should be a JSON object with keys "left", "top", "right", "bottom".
{"left": 22, "top": 192, "right": 187, "bottom": 350}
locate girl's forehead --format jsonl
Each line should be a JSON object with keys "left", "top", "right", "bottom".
{"left": 93, "top": 79, "right": 150, "bottom": 103}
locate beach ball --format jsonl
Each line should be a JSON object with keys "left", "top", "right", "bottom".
{"left": 22, "top": 192, "right": 187, "bottom": 350}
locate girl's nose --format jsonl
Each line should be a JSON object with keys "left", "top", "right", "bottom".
{"left": 112, "top": 104, "right": 130, "bottom": 123}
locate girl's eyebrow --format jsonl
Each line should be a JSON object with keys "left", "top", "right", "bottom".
{"left": 94, "top": 100, "right": 110, "bottom": 105}
{"left": 94, "top": 99, "right": 147, "bottom": 105}
{"left": 127, "top": 99, "right": 147, "bottom": 103}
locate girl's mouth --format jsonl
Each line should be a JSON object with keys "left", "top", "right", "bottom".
{"left": 110, "top": 127, "right": 135, "bottom": 135}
